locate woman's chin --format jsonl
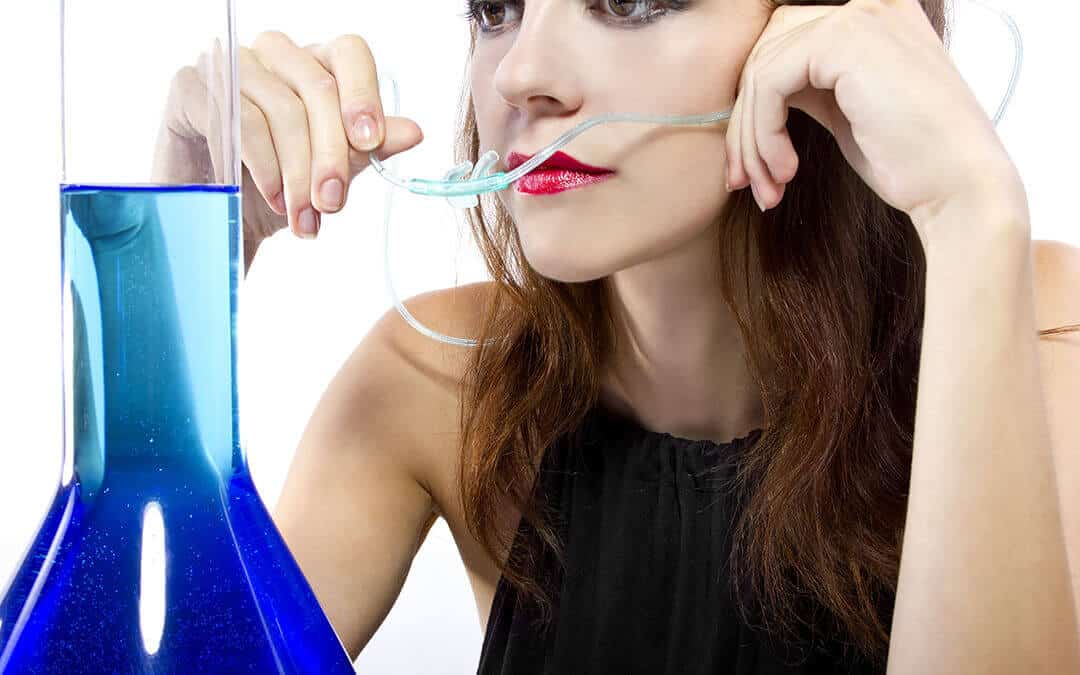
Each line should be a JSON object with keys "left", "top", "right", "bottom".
{"left": 531, "top": 265, "right": 605, "bottom": 284}
{"left": 524, "top": 253, "right": 611, "bottom": 284}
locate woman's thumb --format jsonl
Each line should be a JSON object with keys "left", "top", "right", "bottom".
{"left": 348, "top": 116, "right": 423, "bottom": 172}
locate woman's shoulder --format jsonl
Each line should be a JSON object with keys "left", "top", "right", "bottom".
{"left": 371, "top": 280, "right": 497, "bottom": 381}
{"left": 366, "top": 280, "right": 496, "bottom": 418}
{"left": 354, "top": 281, "right": 498, "bottom": 511}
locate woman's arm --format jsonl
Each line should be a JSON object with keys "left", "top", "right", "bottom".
{"left": 888, "top": 189, "right": 1080, "bottom": 674}
{"left": 1032, "top": 239, "right": 1080, "bottom": 622}
{"left": 271, "top": 305, "right": 446, "bottom": 661}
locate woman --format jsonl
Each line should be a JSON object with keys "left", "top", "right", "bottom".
{"left": 156, "top": 0, "right": 1080, "bottom": 672}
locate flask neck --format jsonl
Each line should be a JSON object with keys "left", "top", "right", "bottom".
{"left": 62, "top": 186, "right": 244, "bottom": 492}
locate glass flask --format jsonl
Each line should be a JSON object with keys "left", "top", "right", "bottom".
{"left": 0, "top": 1, "right": 356, "bottom": 672}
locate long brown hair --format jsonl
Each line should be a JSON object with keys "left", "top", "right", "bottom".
{"left": 452, "top": 0, "right": 1079, "bottom": 668}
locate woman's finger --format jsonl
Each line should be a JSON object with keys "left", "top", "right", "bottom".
{"left": 304, "top": 42, "right": 424, "bottom": 181}
{"left": 306, "top": 36, "right": 385, "bottom": 153}
{"left": 750, "top": 22, "right": 822, "bottom": 190}
{"left": 159, "top": 65, "right": 215, "bottom": 185}
{"left": 725, "top": 80, "right": 744, "bottom": 193}
{"left": 239, "top": 95, "right": 286, "bottom": 216}
{"left": 252, "top": 31, "right": 349, "bottom": 216}
{"left": 192, "top": 49, "right": 225, "bottom": 183}
{"left": 740, "top": 61, "right": 779, "bottom": 211}
{"left": 239, "top": 43, "right": 318, "bottom": 238}
{"left": 344, "top": 116, "right": 424, "bottom": 177}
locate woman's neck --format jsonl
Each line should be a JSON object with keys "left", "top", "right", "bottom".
{"left": 600, "top": 218, "right": 765, "bottom": 444}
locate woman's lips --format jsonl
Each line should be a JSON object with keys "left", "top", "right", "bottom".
{"left": 507, "top": 150, "right": 615, "bottom": 195}
{"left": 514, "top": 169, "right": 615, "bottom": 195}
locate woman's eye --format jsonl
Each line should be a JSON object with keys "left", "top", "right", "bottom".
{"left": 462, "top": 0, "right": 686, "bottom": 33}
{"left": 602, "top": 0, "right": 654, "bottom": 20}
{"left": 463, "top": 1, "right": 522, "bottom": 31}
{"left": 591, "top": 0, "right": 688, "bottom": 25}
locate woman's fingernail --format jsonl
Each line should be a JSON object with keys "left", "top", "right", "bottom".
{"left": 320, "top": 178, "right": 344, "bottom": 210}
{"left": 354, "top": 114, "right": 379, "bottom": 151}
{"left": 751, "top": 184, "right": 764, "bottom": 212}
{"left": 298, "top": 207, "right": 319, "bottom": 238}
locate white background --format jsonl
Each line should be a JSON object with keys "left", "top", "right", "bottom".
{"left": 0, "top": 1, "right": 1074, "bottom": 674}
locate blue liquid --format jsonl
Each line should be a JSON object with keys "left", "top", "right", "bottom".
{"left": 0, "top": 185, "right": 355, "bottom": 673}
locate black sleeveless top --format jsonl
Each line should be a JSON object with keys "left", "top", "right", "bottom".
{"left": 477, "top": 403, "right": 886, "bottom": 675}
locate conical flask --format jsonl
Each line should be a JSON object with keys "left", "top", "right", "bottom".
{"left": 0, "top": 1, "right": 356, "bottom": 672}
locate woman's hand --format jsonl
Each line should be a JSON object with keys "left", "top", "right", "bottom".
{"left": 153, "top": 32, "right": 423, "bottom": 269}
{"left": 725, "top": 0, "right": 1024, "bottom": 240}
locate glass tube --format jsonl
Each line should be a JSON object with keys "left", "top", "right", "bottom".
{"left": 0, "top": 1, "right": 355, "bottom": 671}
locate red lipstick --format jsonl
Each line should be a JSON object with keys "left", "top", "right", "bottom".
{"left": 507, "top": 150, "right": 615, "bottom": 196}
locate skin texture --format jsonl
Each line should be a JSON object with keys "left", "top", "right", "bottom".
{"left": 469, "top": 0, "right": 774, "bottom": 442}
{"left": 464, "top": 5, "right": 1080, "bottom": 670}
{"left": 152, "top": 0, "right": 1080, "bottom": 668}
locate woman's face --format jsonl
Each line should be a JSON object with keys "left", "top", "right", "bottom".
{"left": 469, "top": 0, "right": 772, "bottom": 282}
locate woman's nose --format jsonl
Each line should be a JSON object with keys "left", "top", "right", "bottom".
{"left": 492, "top": 3, "right": 583, "bottom": 118}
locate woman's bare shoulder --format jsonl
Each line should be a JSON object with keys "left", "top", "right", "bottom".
{"left": 357, "top": 281, "right": 497, "bottom": 510}
{"left": 372, "top": 280, "right": 497, "bottom": 392}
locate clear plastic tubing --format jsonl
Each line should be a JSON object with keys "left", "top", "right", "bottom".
{"left": 368, "top": 0, "right": 1023, "bottom": 349}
